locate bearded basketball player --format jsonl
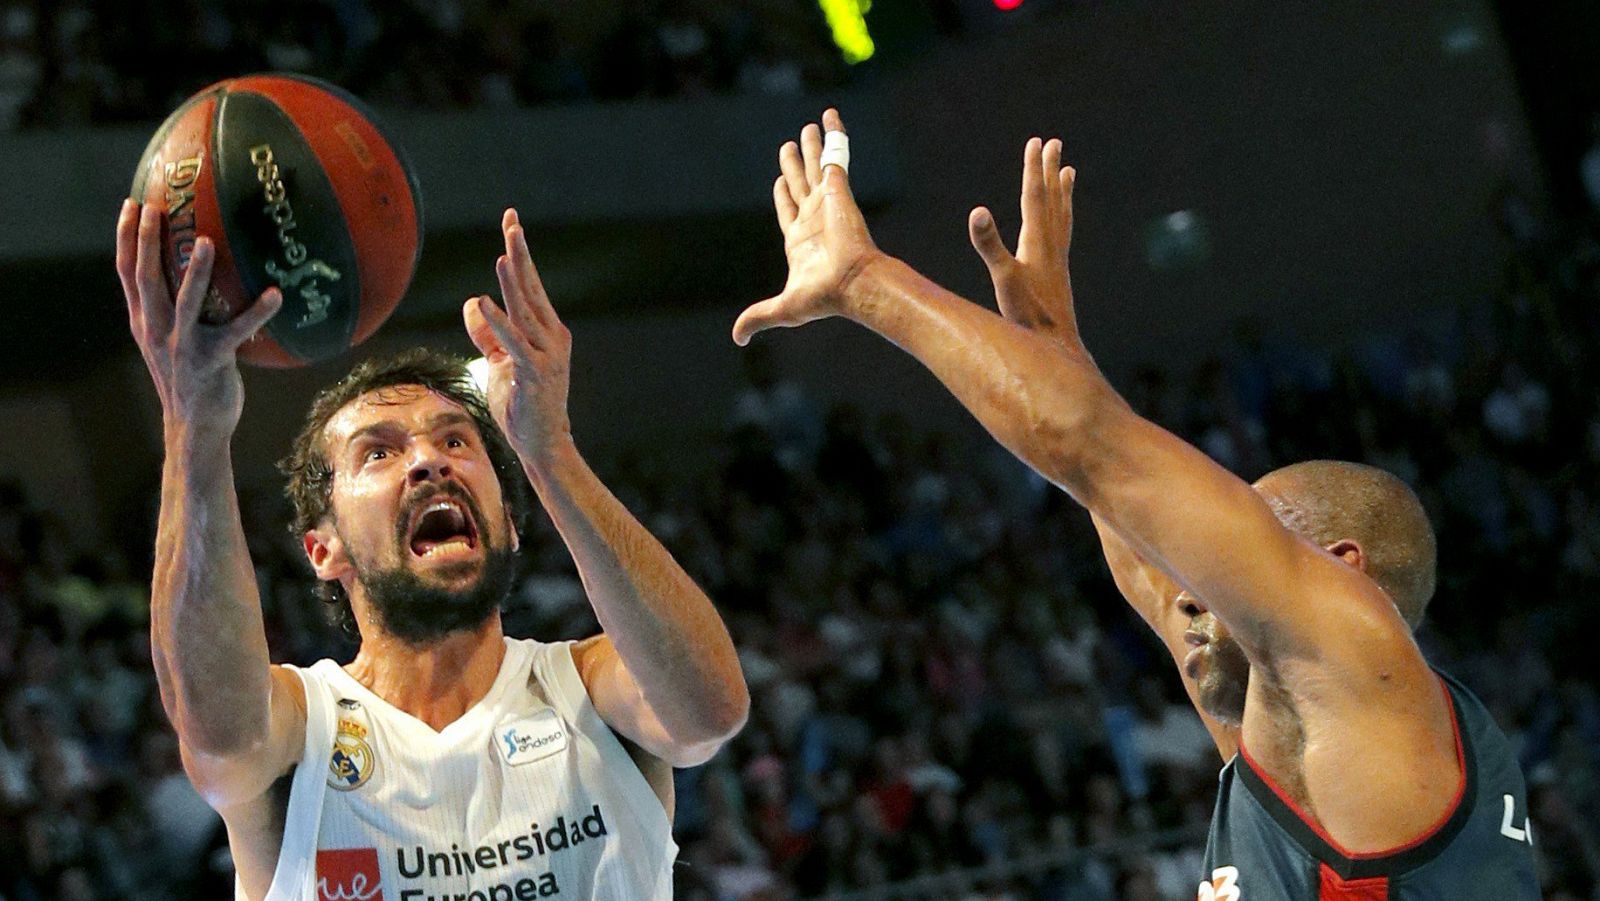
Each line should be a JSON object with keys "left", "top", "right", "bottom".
{"left": 732, "top": 111, "right": 1538, "bottom": 899}
{"left": 117, "top": 200, "right": 748, "bottom": 900}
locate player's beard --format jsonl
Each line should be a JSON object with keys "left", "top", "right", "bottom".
{"left": 1194, "top": 635, "right": 1251, "bottom": 725}
{"left": 355, "top": 545, "right": 516, "bottom": 645}
{"left": 348, "top": 487, "right": 517, "bottom": 645}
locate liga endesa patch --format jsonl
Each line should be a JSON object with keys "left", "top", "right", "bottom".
{"left": 316, "top": 804, "right": 610, "bottom": 901}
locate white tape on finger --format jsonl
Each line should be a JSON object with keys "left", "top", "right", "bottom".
{"left": 821, "top": 130, "right": 850, "bottom": 174}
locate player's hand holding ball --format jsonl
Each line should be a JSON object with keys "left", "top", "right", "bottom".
{"left": 732, "top": 108, "right": 882, "bottom": 346}
{"left": 117, "top": 200, "right": 283, "bottom": 436}
{"left": 463, "top": 209, "right": 574, "bottom": 464}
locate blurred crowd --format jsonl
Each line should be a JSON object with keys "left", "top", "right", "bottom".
{"left": 4, "top": 172, "right": 1600, "bottom": 901}
{"left": 0, "top": 0, "right": 852, "bottom": 131}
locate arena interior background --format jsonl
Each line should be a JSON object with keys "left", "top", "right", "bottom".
{"left": 0, "top": 1, "right": 1595, "bottom": 898}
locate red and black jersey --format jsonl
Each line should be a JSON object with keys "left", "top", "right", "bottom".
{"left": 1198, "top": 672, "right": 1538, "bottom": 900}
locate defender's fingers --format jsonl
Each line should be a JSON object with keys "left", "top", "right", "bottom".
{"left": 731, "top": 295, "right": 790, "bottom": 347}
{"left": 1061, "top": 166, "right": 1076, "bottom": 248}
{"left": 800, "top": 122, "right": 823, "bottom": 187}
{"left": 780, "top": 141, "right": 809, "bottom": 205}
{"left": 173, "top": 237, "right": 216, "bottom": 332}
{"left": 1020, "top": 137, "right": 1045, "bottom": 217}
{"left": 1042, "top": 139, "right": 1063, "bottom": 234}
{"left": 222, "top": 287, "right": 283, "bottom": 349}
{"left": 818, "top": 154, "right": 857, "bottom": 196}
{"left": 819, "top": 109, "right": 850, "bottom": 178}
{"left": 967, "top": 207, "right": 1014, "bottom": 272}
{"left": 117, "top": 200, "right": 143, "bottom": 328}
{"left": 1024, "top": 139, "right": 1049, "bottom": 257}
{"left": 773, "top": 176, "right": 799, "bottom": 231}
{"left": 134, "top": 205, "right": 173, "bottom": 335}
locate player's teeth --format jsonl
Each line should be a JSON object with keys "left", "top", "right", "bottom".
{"left": 421, "top": 538, "right": 472, "bottom": 557}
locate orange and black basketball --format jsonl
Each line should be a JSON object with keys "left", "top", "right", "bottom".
{"left": 131, "top": 74, "right": 423, "bottom": 367}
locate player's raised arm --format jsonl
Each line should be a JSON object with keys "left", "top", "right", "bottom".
{"left": 117, "top": 200, "right": 305, "bottom": 811}
{"left": 464, "top": 209, "right": 748, "bottom": 767}
{"left": 733, "top": 115, "right": 1453, "bottom": 828}
{"left": 737, "top": 112, "right": 1425, "bottom": 680}
{"left": 964, "top": 138, "right": 1241, "bottom": 759}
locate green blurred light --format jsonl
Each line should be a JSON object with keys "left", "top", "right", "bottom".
{"left": 819, "top": 0, "right": 875, "bottom": 64}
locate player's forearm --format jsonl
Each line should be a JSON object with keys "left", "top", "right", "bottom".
{"left": 841, "top": 255, "right": 1128, "bottom": 497}
{"left": 838, "top": 256, "right": 1304, "bottom": 645}
{"left": 150, "top": 423, "right": 273, "bottom": 756}
{"left": 1091, "top": 512, "right": 1173, "bottom": 632}
{"left": 522, "top": 440, "right": 748, "bottom": 746}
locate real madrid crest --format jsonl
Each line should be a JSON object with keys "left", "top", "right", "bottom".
{"left": 328, "top": 700, "right": 376, "bottom": 791}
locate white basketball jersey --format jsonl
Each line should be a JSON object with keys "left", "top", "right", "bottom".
{"left": 254, "top": 637, "right": 677, "bottom": 901}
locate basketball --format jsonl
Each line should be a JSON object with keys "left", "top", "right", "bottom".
{"left": 130, "top": 74, "right": 423, "bottom": 367}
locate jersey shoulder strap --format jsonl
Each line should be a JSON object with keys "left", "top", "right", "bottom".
{"left": 519, "top": 637, "right": 676, "bottom": 846}
{"left": 253, "top": 660, "right": 338, "bottom": 901}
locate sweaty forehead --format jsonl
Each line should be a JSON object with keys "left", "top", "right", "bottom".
{"left": 320, "top": 385, "right": 472, "bottom": 453}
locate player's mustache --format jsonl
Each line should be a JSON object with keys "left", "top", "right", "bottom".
{"left": 1191, "top": 611, "right": 1226, "bottom": 642}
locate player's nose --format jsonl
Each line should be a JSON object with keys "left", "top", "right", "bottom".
{"left": 405, "top": 440, "right": 453, "bottom": 484}
{"left": 1176, "top": 590, "right": 1206, "bottom": 618}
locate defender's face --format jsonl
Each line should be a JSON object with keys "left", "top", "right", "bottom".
{"left": 1179, "top": 591, "right": 1250, "bottom": 725}
{"left": 320, "top": 385, "right": 514, "bottom": 592}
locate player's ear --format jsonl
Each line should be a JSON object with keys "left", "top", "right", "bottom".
{"left": 1325, "top": 538, "right": 1366, "bottom": 573}
{"left": 305, "top": 522, "right": 352, "bottom": 582}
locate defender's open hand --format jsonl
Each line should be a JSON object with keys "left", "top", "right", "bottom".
{"left": 463, "top": 208, "right": 573, "bottom": 460}
{"left": 732, "top": 109, "right": 881, "bottom": 346}
{"left": 968, "top": 137, "right": 1081, "bottom": 351}
{"left": 116, "top": 199, "right": 283, "bottom": 433}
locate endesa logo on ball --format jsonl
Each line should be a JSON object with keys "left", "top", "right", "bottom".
{"left": 317, "top": 847, "right": 384, "bottom": 901}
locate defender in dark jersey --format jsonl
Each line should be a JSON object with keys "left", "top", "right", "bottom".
{"left": 1095, "top": 464, "right": 1539, "bottom": 899}
{"left": 732, "top": 111, "right": 1540, "bottom": 899}
{"left": 1204, "top": 670, "right": 1536, "bottom": 899}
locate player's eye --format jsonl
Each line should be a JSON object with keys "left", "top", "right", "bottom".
{"left": 364, "top": 447, "right": 391, "bottom": 463}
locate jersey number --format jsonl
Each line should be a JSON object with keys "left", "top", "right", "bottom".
{"left": 1198, "top": 865, "right": 1241, "bottom": 901}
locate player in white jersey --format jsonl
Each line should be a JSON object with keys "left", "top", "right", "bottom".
{"left": 116, "top": 201, "right": 750, "bottom": 900}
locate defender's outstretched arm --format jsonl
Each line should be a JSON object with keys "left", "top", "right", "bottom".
{"left": 733, "top": 117, "right": 1457, "bottom": 850}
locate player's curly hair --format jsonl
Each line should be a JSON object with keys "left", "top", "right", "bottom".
{"left": 278, "top": 348, "right": 529, "bottom": 639}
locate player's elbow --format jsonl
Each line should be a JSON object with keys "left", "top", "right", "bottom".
{"left": 697, "top": 684, "right": 751, "bottom": 747}
{"left": 715, "top": 684, "right": 752, "bottom": 740}
{"left": 178, "top": 714, "right": 272, "bottom": 760}
{"left": 664, "top": 690, "right": 749, "bottom": 767}
{"left": 176, "top": 734, "right": 277, "bottom": 812}
{"left": 658, "top": 727, "right": 739, "bottom": 769}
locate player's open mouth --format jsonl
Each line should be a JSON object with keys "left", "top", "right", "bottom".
{"left": 407, "top": 499, "right": 479, "bottom": 558}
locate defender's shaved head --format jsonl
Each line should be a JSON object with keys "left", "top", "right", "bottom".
{"left": 1253, "top": 460, "right": 1437, "bottom": 628}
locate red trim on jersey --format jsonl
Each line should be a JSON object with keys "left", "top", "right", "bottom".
{"left": 1238, "top": 675, "right": 1466, "bottom": 860}
{"left": 1318, "top": 862, "right": 1389, "bottom": 900}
